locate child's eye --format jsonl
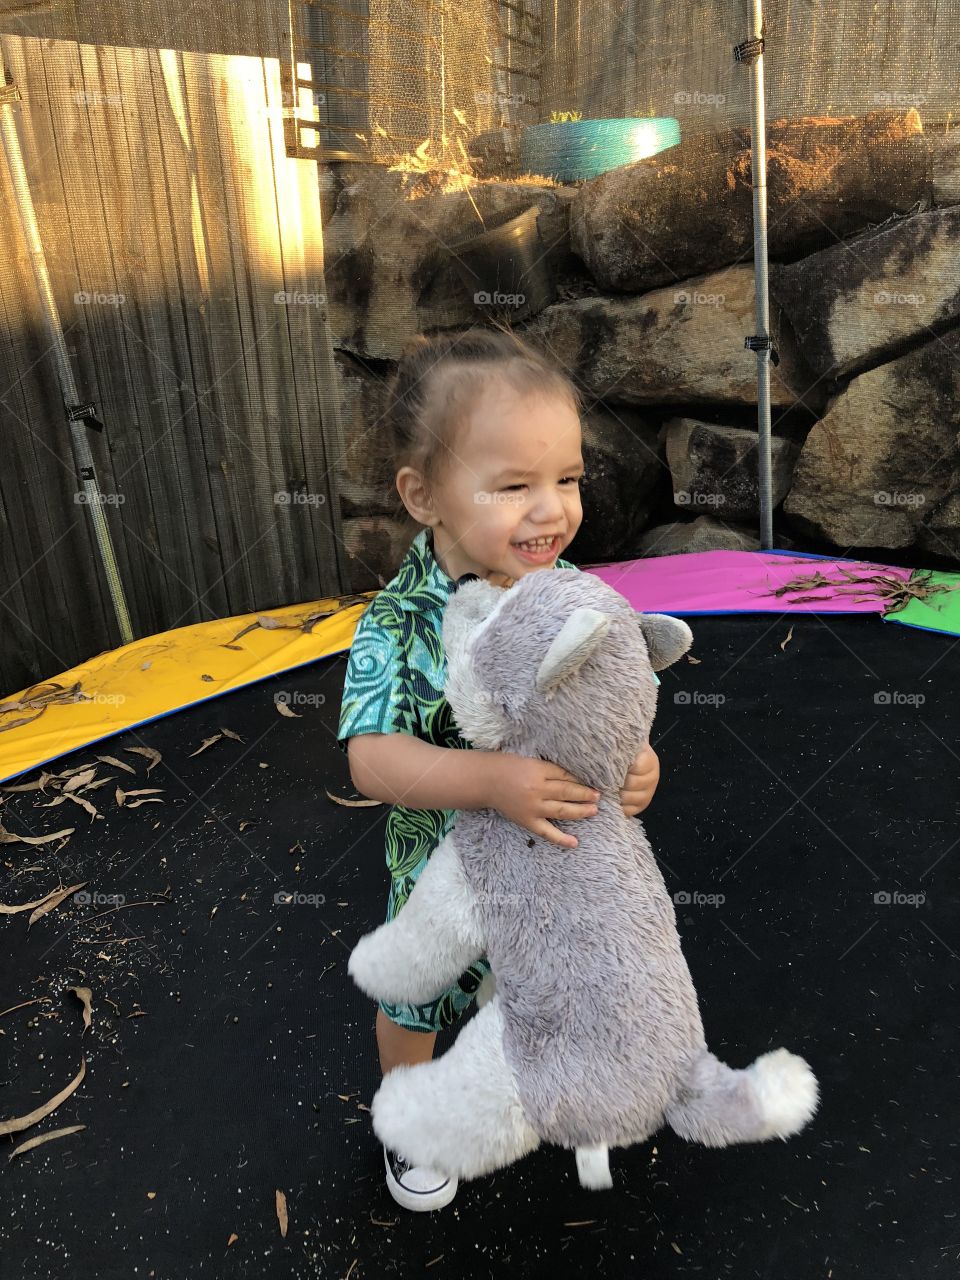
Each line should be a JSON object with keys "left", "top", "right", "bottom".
{"left": 501, "top": 477, "right": 583, "bottom": 492}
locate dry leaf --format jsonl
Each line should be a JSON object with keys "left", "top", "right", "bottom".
{"left": 78, "top": 777, "right": 117, "bottom": 792}
{"left": 276, "top": 1189, "right": 288, "bottom": 1237}
{"left": 36, "top": 795, "right": 69, "bottom": 809}
{"left": 687, "top": 655, "right": 701, "bottom": 664}
{"left": 0, "top": 880, "right": 87, "bottom": 916}
{"left": 29, "top": 881, "right": 88, "bottom": 927}
{"left": 126, "top": 799, "right": 164, "bottom": 809}
{"left": 276, "top": 702, "right": 301, "bottom": 719}
{"left": 97, "top": 755, "right": 137, "bottom": 775}
{"left": 125, "top": 747, "right": 161, "bottom": 774}
{"left": 0, "top": 826, "right": 75, "bottom": 847}
{"left": 238, "top": 820, "right": 254, "bottom": 832}
{"left": 68, "top": 986, "right": 93, "bottom": 1033}
{"left": 0, "top": 1056, "right": 86, "bottom": 1136}
{"left": 780, "top": 625, "right": 795, "bottom": 652}
{"left": 63, "top": 794, "right": 102, "bottom": 823}
{"left": 115, "top": 788, "right": 125, "bottom": 807}
{"left": 63, "top": 768, "right": 97, "bottom": 794}
{"left": 227, "top": 1233, "right": 238, "bottom": 1247}
{"left": 8, "top": 1124, "right": 86, "bottom": 1161}
{"left": 200, "top": 674, "right": 214, "bottom": 682}
{"left": 0, "top": 710, "right": 44, "bottom": 733}
{"left": 325, "top": 789, "right": 382, "bottom": 808}
{"left": 188, "top": 735, "right": 222, "bottom": 756}
{"left": 220, "top": 728, "right": 243, "bottom": 742}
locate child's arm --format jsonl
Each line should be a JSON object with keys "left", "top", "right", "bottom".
{"left": 348, "top": 733, "right": 600, "bottom": 849}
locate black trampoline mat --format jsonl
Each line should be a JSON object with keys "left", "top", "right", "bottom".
{"left": 1, "top": 611, "right": 957, "bottom": 1279}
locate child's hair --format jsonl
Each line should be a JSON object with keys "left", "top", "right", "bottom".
{"left": 374, "top": 328, "right": 582, "bottom": 542}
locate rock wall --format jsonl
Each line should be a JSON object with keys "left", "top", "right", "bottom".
{"left": 327, "top": 109, "right": 960, "bottom": 585}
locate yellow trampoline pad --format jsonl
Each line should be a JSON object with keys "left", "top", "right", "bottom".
{"left": 0, "top": 594, "right": 375, "bottom": 785}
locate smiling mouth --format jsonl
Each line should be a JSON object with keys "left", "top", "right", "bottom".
{"left": 512, "top": 534, "right": 561, "bottom": 554}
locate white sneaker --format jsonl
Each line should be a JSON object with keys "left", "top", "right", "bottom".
{"left": 383, "top": 1145, "right": 458, "bottom": 1211}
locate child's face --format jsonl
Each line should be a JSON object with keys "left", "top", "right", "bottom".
{"left": 428, "top": 381, "right": 584, "bottom": 583}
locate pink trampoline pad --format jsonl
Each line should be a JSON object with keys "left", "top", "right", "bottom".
{"left": 584, "top": 550, "right": 913, "bottom": 615}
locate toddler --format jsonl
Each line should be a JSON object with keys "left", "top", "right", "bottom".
{"left": 337, "top": 329, "right": 660, "bottom": 1211}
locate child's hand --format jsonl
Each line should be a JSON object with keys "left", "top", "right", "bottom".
{"left": 620, "top": 743, "right": 660, "bottom": 817}
{"left": 486, "top": 753, "right": 599, "bottom": 850}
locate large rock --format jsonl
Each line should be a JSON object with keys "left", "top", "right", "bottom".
{"left": 783, "top": 328, "right": 960, "bottom": 549}
{"left": 572, "top": 405, "right": 664, "bottom": 563}
{"left": 323, "top": 166, "right": 576, "bottom": 359}
{"left": 335, "top": 352, "right": 393, "bottom": 517}
{"left": 638, "top": 515, "right": 761, "bottom": 556}
{"left": 570, "top": 110, "right": 930, "bottom": 293}
{"left": 665, "top": 418, "right": 799, "bottom": 520}
{"left": 931, "top": 129, "right": 960, "bottom": 206}
{"left": 521, "top": 266, "right": 824, "bottom": 410}
{"left": 342, "top": 516, "right": 420, "bottom": 591}
{"left": 769, "top": 206, "right": 960, "bottom": 380}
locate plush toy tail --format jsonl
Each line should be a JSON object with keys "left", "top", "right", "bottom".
{"left": 665, "top": 1047, "right": 819, "bottom": 1148}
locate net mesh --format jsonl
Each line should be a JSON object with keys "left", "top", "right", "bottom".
{"left": 0, "top": 0, "right": 957, "bottom": 688}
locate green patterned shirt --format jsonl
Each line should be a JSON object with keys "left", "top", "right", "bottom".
{"left": 337, "top": 527, "right": 581, "bottom": 892}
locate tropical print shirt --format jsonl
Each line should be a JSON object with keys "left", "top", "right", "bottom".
{"left": 336, "top": 527, "right": 580, "bottom": 897}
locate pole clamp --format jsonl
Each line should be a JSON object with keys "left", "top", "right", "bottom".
{"left": 745, "top": 335, "right": 780, "bottom": 366}
{"left": 734, "top": 37, "right": 765, "bottom": 64}
{"left": 67, "top": 403, "right": 105, "bottom": 432}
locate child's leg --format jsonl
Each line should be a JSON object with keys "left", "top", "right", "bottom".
{"left": 376, "top": 1007, "right": 437, "bottom": 1075}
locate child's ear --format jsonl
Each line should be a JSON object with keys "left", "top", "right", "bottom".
{"left": 637, "top": 614, "right": 694, "bottom": 671}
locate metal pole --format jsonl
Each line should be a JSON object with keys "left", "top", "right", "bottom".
{"left": 0, "top": 76, "right": 134, "bottom": 642}
{"left": 736, "top": 0, "right": 775, "bottom": 550}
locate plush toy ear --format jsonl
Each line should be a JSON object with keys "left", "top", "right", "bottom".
{"left": 535, "top": 607, "right": 611, "bottom": 695}
{"left": 637, "top": 613, "right": 694, "bottom": 671}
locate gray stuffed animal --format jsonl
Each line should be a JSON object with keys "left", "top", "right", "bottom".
{"left": 348, "top": 569, "right": 819, "bottom": 1189}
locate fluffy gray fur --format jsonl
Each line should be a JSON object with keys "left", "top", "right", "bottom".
{"left": 349, "top": 569, "right": 819, "bottom": 1187}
